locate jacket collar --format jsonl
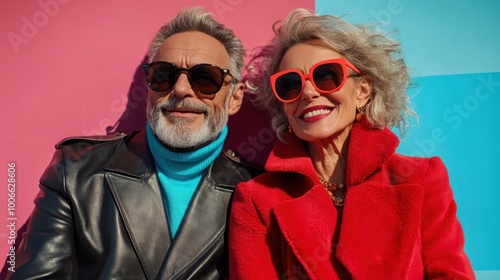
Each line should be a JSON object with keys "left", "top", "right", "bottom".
{"left": 104, "top": 130, "right": 242, "bottom": 279}
{"left": 104, "top": 130, "right": 155, "bottom": 178}
{"left": 269, "top": 119, "right": 423, "bottom": 279}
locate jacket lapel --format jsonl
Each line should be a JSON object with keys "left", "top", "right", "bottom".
{"left": 104, "top": 131, "right": 170, "bottom": 280}
{"left": 156, "top": 155, "right": 235, "bottom": 279}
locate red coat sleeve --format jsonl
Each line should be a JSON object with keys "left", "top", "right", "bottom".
{"left": 229, "top": 182, "right": 282, "bottom": 279}
{"left": 421, "top": 157, "right": 475, "bottom": 279}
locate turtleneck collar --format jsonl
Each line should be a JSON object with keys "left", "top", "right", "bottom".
{"left": 146, "top": 123, "right": 228, "bottom": 179}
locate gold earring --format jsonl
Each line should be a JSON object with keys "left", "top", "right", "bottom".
{"left": 356, "top": 105, "right": 365, "bottom": 122}
{"left": 288, "top": 124, "right": 293, "bottom": 134}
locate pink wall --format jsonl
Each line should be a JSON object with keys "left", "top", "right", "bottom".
{"left": 0, "top": 0, "right": 314, "bottom": 270}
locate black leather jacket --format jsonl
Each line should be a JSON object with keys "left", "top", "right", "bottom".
{"left": 8, "top": 130, "right": 262, "bottom": 280}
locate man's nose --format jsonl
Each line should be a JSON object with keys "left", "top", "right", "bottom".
{"left": 172, "top": 73, "right": 195, "bottom": 98}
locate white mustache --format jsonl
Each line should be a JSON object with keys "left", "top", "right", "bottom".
{"left": 159, "top": 96, "right": 209, "bottom": 114}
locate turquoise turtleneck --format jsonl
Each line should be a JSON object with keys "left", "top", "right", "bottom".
{"left": 146, "top": 123, "right": 227, "bottom": 238}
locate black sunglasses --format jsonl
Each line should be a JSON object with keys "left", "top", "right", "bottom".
{"left": 142, "top": 61, "right": 234, "bottom": 94}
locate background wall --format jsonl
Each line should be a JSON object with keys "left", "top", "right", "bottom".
{"left": 1, "top": 0, "right": 498, "bottom": 278}
{"left": 316, "top": 0, "right": 499, "bottom": 278}
{"left": 0, "top": 0, "right": 312, "bottom": 275}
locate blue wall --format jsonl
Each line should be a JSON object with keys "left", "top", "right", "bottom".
{"left": 316, "top": 0, "right": 500, "bottom": 278}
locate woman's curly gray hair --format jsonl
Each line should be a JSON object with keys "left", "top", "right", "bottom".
{"left": 246, "top": 9, "right": 416, "bottom": 142}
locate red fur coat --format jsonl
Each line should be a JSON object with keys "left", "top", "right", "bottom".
{"left": 229, "top": 119, "right": 474, "bottom": 279}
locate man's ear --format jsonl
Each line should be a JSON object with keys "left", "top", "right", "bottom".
{"left": 228, "top": 82, "right": 245, "bottom": 115}
{"left": 356, "top": 76, "right": 373, "bottom": 107}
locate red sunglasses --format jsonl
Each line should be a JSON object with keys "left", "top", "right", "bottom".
{"left": 270, "top": 58, "right": 361, "bottom": 103}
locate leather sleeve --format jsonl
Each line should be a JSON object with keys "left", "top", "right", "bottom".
{"left": 421, "top": 157, "right": 475, "bottom": 279}
{"left": 7, "top": 149, "right": 78, "bottom": 279}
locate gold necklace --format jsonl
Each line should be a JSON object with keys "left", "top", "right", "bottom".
{"left": 318, "top": 177, "right": 346, "bottom": 207}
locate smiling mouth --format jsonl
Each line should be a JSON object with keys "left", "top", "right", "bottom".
{"left": 301, "top": 108, "right": 332, "bottom": 120}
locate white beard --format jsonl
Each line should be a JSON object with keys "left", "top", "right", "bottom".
{"left": 147, "top": 95, "right": 230, "bottom": 149}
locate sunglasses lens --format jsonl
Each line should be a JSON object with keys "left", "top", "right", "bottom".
{"left": 144, "top": 62, "right": 229, "bottom": 94}
{"left": 275, "top": 72, "right": 303, "bottom": 101}
{"left": 147, "top": 62, "right": 176, "bottom": 91}
{"left": 312, "top": 63, "right": 344, "bottom": 92}
{"left": 190, "top": 65, "right": 224, "bottom": 94}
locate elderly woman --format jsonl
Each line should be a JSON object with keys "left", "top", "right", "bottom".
{"left": 228, "top": 9, "right": 474, "bottom": 279}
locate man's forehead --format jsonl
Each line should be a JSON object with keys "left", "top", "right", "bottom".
{"left": 155, "top": 31, "right": 229, "bottom": 66}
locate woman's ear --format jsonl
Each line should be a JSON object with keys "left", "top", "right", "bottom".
{"left": 356, "top": 76, "right": 373, "bottom": 107}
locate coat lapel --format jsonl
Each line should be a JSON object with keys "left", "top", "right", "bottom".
{"left": 337, "top": 181, "right": 424, "bottom": 279}
{"left": 156, "top": 155, "right": 235, "bottom": 279}
{"left": 273, "top": 182, "right": 424, "bottom": 279}
{"left": 273, "top": 185, "right": 340, "bottom": 279}
{"left": 337, "top": 117, "right": 425, "bottom": 278}
{"left": 104, "top": 131, "right": 170, "bottom": 280}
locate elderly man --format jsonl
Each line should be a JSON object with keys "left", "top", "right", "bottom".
{"left": 9, "top": 7, "right": 261, "bottom": 280}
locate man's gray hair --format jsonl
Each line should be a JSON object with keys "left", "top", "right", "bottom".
{"left": 148, "top": 6, "right": 245, "bottom": 82}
